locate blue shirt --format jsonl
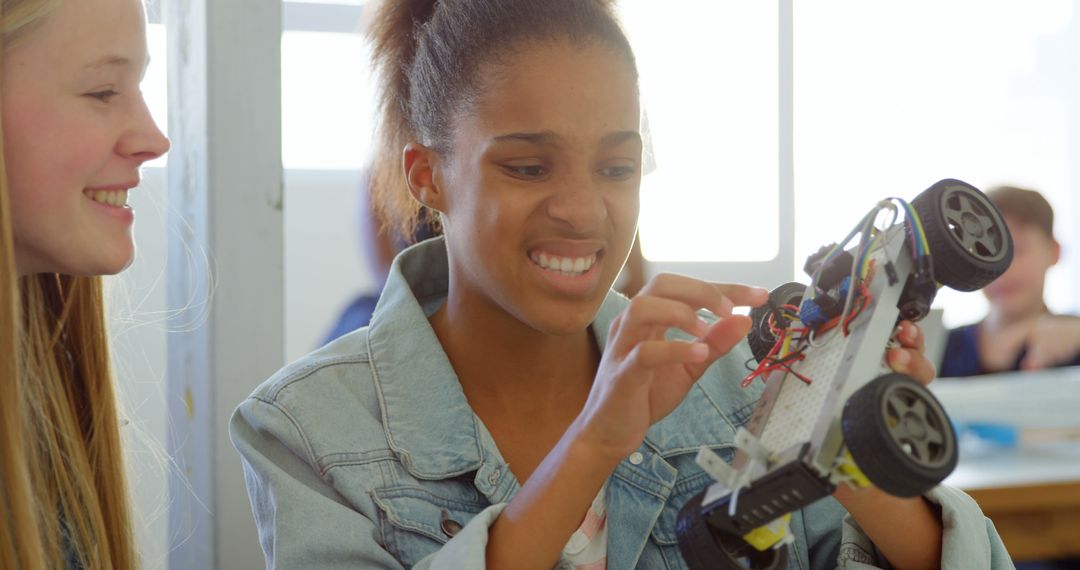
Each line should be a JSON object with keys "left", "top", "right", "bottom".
{"left": 942, "top": 323, "right": 1080, "bottom": 377}
{"left": 231, "top": 237, "right": 1010, "bottom": 569}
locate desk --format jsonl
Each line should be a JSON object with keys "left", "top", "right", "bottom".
{"left": 945, "top": 445, "right": 1080, "bottom": 561}
{"left": 934, "top": 368, "right": 1080, "bottom": 562}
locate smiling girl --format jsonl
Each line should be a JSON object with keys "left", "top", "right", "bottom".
{"left": 232, "top": 1, "right": 1008, "bottom": 568}
{"left": 0, "top": 0, "right": 168, "bottom": 567}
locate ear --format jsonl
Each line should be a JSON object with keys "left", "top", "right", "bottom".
{"left": 1050, "top": 238, "right": 1061, "bottom": 266}
{"left": 403, "top": 143, "right": 446, "bottom": 213}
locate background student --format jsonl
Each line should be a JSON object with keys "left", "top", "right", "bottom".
{"left": 941, "top": 186, "right": 1080, "bottom": 377}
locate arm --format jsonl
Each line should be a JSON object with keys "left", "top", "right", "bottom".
{"left": 1022, "top": 314, "right": 1080, "bottom": 370}
{"left": 232, "top": 397, "right": 508, "bottom": 569}
{"left": 826, "top": 320, "right": 943, "bottom": 569}
{"left": 230, "top": 398, "right": 408, "bottom": 569}
{"left": 485, "top": 276, "right": 768, "bottom": 569}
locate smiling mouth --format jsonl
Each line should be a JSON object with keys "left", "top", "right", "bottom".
{"left": 84, "top": 188, "right": 129, "bottom": 208}
{"left": 528, "top": 250, "right": 600, "bottom": 276}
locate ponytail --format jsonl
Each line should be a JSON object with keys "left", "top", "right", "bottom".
{"left": 367, "top": 0, "right": 439, "bottom": 242}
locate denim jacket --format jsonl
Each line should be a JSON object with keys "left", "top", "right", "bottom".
{"left": 231, "top": 237, "right": 1012, "bottom": 569}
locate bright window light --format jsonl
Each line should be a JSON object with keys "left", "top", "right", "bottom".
{"left": 281, "top": 31, "right": 375, "bottom": 170}
{"left": 794, "top": 0, "right": 1077, "bottom": 326}
{"left": 144, "top": 23, "right": 168, "bottom": 167}
{"left": 619, "top": 0, "right": 779, "bottom": 262}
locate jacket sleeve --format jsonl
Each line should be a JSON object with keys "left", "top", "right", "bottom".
{"left": 801, "top": 484, "right": 1011, "bottom": 569}
{"left": 230, "top": 396, "right": 505, "bottom": 569}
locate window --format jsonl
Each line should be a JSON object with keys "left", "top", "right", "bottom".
{"left": 281, "top": 30, "right": 374, "bottom": 170}
{"left": 619, "top": 1, "right": 780, "bottom": 262}
{"left": 794, "top": 0, "right": 1078, "bottom": 325}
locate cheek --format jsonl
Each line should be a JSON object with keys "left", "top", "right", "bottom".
{"left": 3, "top": 93, "right": 111, "bottom": 186}
{"left": 608, "top": 190, "right": 640, "bottom": 239}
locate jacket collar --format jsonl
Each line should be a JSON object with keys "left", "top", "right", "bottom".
{"left": 367, "top": 237, "right": 743, "bottom": 483}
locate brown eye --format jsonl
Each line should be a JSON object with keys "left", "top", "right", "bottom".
{"left": 504, "top": 164, "right": 548, "bottom": 179}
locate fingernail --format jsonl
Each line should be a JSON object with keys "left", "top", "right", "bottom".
{"left": 690, "top": 343, "right": 710, "bottom": 360}
{"left": 894, "top": 350, "right": 910, "bottom": 366}
{"left": 753, "top": 287, "right": 769, "bottom": 296}
{"left": 695, "top": 318, "right": 709, "bottom": 336}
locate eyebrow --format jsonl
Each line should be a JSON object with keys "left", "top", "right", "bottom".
{"left": 494, "top": 131, "right": 561, "bottom": 145}
{"left": 84, "top": 55, "right": 134, "bottom": 70}
{"left": 493, "top": 130, "right": 642, "bottom": 147}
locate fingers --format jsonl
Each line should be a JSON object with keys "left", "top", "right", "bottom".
{"left": 887, "top": 347, "right": 936, "bottom": 385}
{"left": 700, "top": 314, "right": 753, "bottom": 357}
{"left": 894, "top": 320, "right": 925, "bottom": 352}
{"left": 638, "top": 274, "right": 768, "bottom": 318}
{"left": 889, "top": 321, "right": 934, "bottom": 384}
{"left": 712, "top": 283, "right": 770, "bottom": 309}
{"left": 611, "top": 296, "right": 709, "bottom": 353}
{"left": 627, "top": 339, "right": 711, "bottom": 369}
{"left": 1020, "top": 345, "right": 1053, "bottom": 371}
{"left": 685, "top": 314, "right": 753, "bottom": 378}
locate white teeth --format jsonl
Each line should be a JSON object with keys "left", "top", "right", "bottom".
{"left": 88, "top": 189, "right": 129, "bottom": 208}
{"left": 530, "top": 251, "right": 598, "bottom": 276}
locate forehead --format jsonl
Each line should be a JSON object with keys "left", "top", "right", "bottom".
{"left": 1004, "top": 216, "right": 1053, "bottom": 243}
{"left": 460, "top": 40, "right": 640, "bottom": 141}
{"left": 9, "top": 0, "right": 148, "bottom": 70}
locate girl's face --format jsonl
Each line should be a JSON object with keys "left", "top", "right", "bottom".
{"left": 983, "top": 216, "right": 1060, "bottom": 320}
{"left": 429, "top": 40, "right": 641, "bottom": 335}
{"left": 2, "top": 0, "right": 169, "bottom": 276}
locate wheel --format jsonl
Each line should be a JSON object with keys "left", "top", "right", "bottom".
{"left": 910, "top": 179, "right": 1013, "bottom": 291}
{"left": 747, "top": 282, "right": 806, "bottom": 363}
{"left": 841, "top": 373, "right": 958, "bottom": 497}
{"left": 677, "top": 490, "right": 790, "bottom": 570}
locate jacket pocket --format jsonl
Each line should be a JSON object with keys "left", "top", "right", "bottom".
{"left": 650, "top": 447, "right": 735, "bottom": 547}
{"left": 371, "top": 486, "right": 488, "bottom": 567}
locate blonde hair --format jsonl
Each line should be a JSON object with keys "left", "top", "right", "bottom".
{"left": 1, "top": 0, "right": 135, "bottom": 568}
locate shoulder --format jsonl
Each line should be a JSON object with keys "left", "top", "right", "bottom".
{"left": 940, "top": 323, "right": 981, "bottom": 377}
{"left": 945, "top": 323, "right": 978, "bottom": 344}
{"left": 236, "top": 327, "right": 389, "bottom": 461}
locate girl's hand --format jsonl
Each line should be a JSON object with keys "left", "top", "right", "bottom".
{"left": 571, "top": 274, "right": 768, "bottom": 461}
{"left": 886, "top": 320, "right": 936, "bottom": 385}
{"left": 836, "top": 319, "right": 946, "bottom": 568}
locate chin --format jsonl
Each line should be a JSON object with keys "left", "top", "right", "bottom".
{"left": 81, "top": 251, "right": 135, "bottom": 277}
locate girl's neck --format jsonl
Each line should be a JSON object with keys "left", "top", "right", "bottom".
{"left": 429, "top": 290, "right": 599, "bottom": 412}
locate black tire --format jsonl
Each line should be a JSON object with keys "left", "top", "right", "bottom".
{"left": 910, "top": 179, "right": 1013, "bottom": 291}
{"left": 747, "top": 282, "right": 807, "bottom": 363}
{"left": 841, "top": 373, "right": 958, "bottom": 497}
{"left": 676, "top": 490, "right": 790, "bottom": 570}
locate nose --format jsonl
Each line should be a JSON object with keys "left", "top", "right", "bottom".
{"left": 545, "top": 169, "right": 607, "bottom": 233}
{"left": 117, "top": 96, "right": 170, "bottom": 162}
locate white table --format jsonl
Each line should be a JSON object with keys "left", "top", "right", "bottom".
{"left": 933, "top": 368, "right": 1080, "bottom": 561}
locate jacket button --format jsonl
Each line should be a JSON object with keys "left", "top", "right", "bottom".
{"left": 629, "top": 452, "right": 644, "bottom": 465}
{"left": 488, "top": 468, "right": 500, "bottom": 485}
{"left": 440, "top": 509, "right": 463, "bottom": 537}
